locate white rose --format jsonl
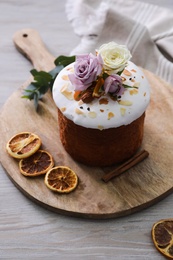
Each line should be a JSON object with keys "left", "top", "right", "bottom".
{"left": 97, "top": 42, "right": 132, "bottom": 74}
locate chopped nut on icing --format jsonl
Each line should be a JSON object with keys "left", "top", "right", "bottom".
{"left": 61, "top": 75, "right": 69, "bottom": 81}
{"left": 118, "top": 100, "right": 133, "bottom": 106}
{"left": 60, "top": 84, "right": 73, "bottom": 100}
{"left": 78, "top": 100, "right": 84, "bottom": 106}
{"left": 129, "top": 89, "right": 138, "bottom": 95}
{"left": 133, "top": 82, "right": 140, "bottom": 88}
{"left": 100, "top": 109, "right": 104, "bottom": 113}
{"left": 66, "top": 66, "right": 74, "bottom": 72}
{"left": 75, "top": 108, "right": 85, "bottom": 116}
{"left": 120, "top": 107, "right": 126, "bottom": 116}
{"left": 130, "top": 78, "right": 135, "bottom": 82}
{"left": 108, "top": 112, "right": 114, "bottom": 120}
{"left": 131, "top": 69, "right": 137, "bottom": 73}
{"left": 121, "top": 76, "right": 126, "bottom": 82}
{"left": 123, "top": 69, "right": 132, "bottom": 76}
{"left": 69, "top": 68, "right": 74, "bottom": 73}
{"left": 60, "top": 107, "right": 66, "bottom": 112}
{"left": 99, "top": 98, "right": 109, "bottom": 105}
{"left": 98, "top": 125, "right": 104, "bottom": 130}
{"left": 144, "top": 92, "right": 146, "bottom": 96}
{"left": 88, "top": 111, "right": 97, "bottom": 118}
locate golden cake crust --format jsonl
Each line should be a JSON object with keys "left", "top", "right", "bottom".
{"left": 58, "top": 109, "right": 145, "bottom": 167}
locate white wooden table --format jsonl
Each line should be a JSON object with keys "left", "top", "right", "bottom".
{"left": 1, "top": 1, "right": 173, "bottom": 259}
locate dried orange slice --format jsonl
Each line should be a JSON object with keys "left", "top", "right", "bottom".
{"left": 152, "top": 219, "right": 173, "bottom": 259}
{"left": 19, "top": 150, "right": 54, "bottom": 177}
{"left": 6, "top": 132, "right": 41, "bottom": 159}
{"left": 45, "top": 166, "right": 78, "bottom": 193}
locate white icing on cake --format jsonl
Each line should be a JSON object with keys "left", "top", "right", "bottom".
{"left": 52, "top": 61, "right": 150, "bottom": 129}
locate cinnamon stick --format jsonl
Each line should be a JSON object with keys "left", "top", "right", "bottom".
{"left": 102, "top": 150, "right": 149, "bottom": 183}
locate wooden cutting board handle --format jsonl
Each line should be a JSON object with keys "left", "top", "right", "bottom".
{"left": 13, "top": 28, "right": 55, "bottom": 71}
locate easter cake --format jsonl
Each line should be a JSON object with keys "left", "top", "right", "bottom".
{"left": 53, "top": 42, "right": 150, "bottom": 166}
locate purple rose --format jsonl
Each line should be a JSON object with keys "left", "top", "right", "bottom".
{"left": 104, "top": 74, "right": 125, "bottom": 96}
{"left": 68, "top": 53, "right": 103, "bottom": 91}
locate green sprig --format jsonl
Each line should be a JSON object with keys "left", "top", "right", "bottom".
{"left": 123, "top": 84, "right": 139, "bottom": 89}
{"left": 22, "top": 55, "right": 75, "bottom": 110}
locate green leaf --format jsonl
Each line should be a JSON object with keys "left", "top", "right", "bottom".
{"left": 32, "top": 71, "right": 52, "bottom": 86}
{"left": 22, "top": 84, "right": 36, "bottom": 99}
{"left": 123, "top": 84, "right": 138, "bottom": 89}
{"left": 102, "top": 72, "right": 109, "bottom": 80}
{"left": 21, "top": 55, "right": 76, "bottom": 110}
{"left": 54, "top": 55, "right": 75, "bottom": 67}
{"left": 117, "top": 70, "right": 124, "bottom": 76}
{"left": 30, "top": 69, "right": 38, "bottom": 77}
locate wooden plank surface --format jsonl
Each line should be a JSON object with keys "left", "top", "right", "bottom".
{"left": 1, "top": 29, "right": 173, "bottom": 219}
{"left": 1, "top": 1, "right": 173, "bottom": 259}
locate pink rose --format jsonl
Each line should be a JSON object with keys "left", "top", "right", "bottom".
{"left": 68, "top": 53, "right": 103, "bottom": 91}
{"left": 104, "top": 74, "right": 124, "bottom": 96}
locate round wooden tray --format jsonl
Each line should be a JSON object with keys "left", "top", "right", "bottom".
{"left": 1, "top": 29, "right": 173, "bottom": 219}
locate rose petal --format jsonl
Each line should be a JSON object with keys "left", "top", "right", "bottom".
{"left": 104, "top": 74, "right": 124, "bottom": 95}
{"left": 98, "top": 42, "right": 131, "bottom": 74}
{"left": 69, "top": 53, "right": 103, "bottom": 91}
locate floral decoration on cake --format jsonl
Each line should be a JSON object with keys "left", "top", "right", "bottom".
{"left": 68, "top": 42, "right": 132, "bottom": 103}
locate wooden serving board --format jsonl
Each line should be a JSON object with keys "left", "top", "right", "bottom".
{"left": 1, "top": 29, "right": 173, "bottom": 219}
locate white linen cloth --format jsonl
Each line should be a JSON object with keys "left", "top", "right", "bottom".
{"left": 65, "top": 0, "right": 173, "bottom": 85}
